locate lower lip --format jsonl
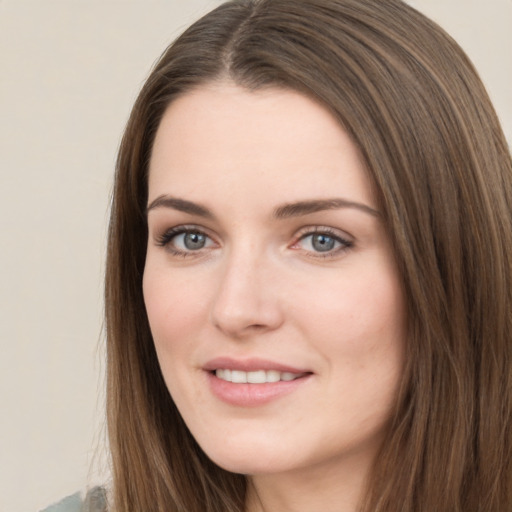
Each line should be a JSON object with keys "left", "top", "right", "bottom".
{"left": 206, "top": 372, "right": 311, "bottom": 407}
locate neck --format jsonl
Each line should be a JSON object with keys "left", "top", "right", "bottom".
{"left": 245, "top": 452, "right": 372, "bottom": 512}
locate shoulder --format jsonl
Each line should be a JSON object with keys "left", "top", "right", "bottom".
{"left": 40, "top": 487, "right": 107, "bottom": 512}
{"left": 40, "top": 493, "right": 82, "bottom": 512}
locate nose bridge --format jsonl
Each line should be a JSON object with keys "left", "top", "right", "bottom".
{"left": 210, "top": 242, "right": 282, "bottom": 337}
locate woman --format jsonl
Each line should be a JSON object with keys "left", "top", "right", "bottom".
{"left": 46, "top": 0, "right": 512, "bottom": 510}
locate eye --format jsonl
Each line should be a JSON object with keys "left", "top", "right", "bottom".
{"left": 156, "top": 226, "right": 216, "bottom": 256}
{"left": 176, "top": 231, "right": 209, "bottom": 250}
{"left": 293, "top": 228, "right": 353, "bottom": 257}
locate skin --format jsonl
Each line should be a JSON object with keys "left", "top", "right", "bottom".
{"left": 143, "top": 82, "right": 406, "bottom": 512}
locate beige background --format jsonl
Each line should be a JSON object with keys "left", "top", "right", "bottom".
{"left": 0, "top": 1, "right": 510, "bottom": 511}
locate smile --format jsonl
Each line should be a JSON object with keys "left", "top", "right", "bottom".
{"left": 204, "top": 359, "right": 313, "bottom": 406}
{"left": 215, "top": 369, "right": 305, "bottom": 383}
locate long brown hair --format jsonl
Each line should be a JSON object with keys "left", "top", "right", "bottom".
{"left": 105, "top": 0, "right": 512, "bottom": 510}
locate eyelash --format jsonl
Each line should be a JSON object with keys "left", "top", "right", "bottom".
{"left": 155, "top": 225, "right": 353, "bottom": 259}
{"left": 293, "top": 226, "right": 353, "bottom": 259}
{"left": 155, "top": 225, "right": 216, "bottom": 258}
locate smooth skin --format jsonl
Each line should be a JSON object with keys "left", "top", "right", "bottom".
{"left": 143, "top": 82, "right": 406, "bottom": 512}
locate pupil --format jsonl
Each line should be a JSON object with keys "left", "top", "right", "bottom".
{"left": 312, "top": 234, "right": 335, "bottom": 252}
{"left": 184, "top": 232, "right": 206, "bottom": 250}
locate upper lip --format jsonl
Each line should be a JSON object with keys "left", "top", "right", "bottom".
{"left": 203, "top": 357, "right": 311, "bottom": 374}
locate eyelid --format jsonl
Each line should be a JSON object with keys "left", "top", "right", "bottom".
{"left": 152, "top": 223, "right": 354, "bottom": 259}
{"left": 294, "top": 224, "right": 353, "bottom": 239}
{"left": 155, "top": 224, "right": 219, "bottom": 256}
{"left": 290, "top": 225, "right": 354, "bottom": 257}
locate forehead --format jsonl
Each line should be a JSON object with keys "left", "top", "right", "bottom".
{"left": 148, "top": 82, "right": 374, "bottom": 209}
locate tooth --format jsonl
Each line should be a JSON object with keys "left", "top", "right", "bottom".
{"left": 266, "top": 370, "right": 280, "bottom": 383}
{"left": 231, "top": 370, "right": 248, "bottom": 383}
{"left": 215, "top": 368, "right": 302, "bottom": 383}
{"left": 247, "top": 370, "right": 266, "bottom": 383}
{"left": 215, "top": 369, "right": 232, "bottom": 381}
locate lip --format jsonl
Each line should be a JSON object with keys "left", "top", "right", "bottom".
{"left": 203, "top": 357, "right": 313, "bottom": 407}
{"left": 203, "top": 357, "right": 309, "bottom": 374}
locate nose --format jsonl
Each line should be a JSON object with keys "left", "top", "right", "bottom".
{"left": 210, "top": 249, "right": 284, "bottom": 339}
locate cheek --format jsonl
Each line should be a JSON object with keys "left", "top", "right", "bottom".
{"left": 292, "top": 267, "right": 405, "bottom": 345}
{"left": 290, "top": 264, "right": 406, "bottom": 407}
{"left": 142, "top": 264, "right": 208, "bottom": 356}
{"left": 142, "top": 266, "right": 210, "bottom": 409}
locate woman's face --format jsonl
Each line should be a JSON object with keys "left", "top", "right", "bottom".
{"left": 143, "top": 83, "right": 406, "bottom": 480}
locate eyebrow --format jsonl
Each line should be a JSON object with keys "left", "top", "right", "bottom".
{"left": 146, "top": 195, "right": 215, "bottom": 218}
{"left": 273, "top": 198, "right": 380, "bottom": 219}
{"left": 146, "top": 195, "right": 380, "bottom": 219}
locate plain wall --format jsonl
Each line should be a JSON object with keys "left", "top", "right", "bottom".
{"left": 0, "top": 1, "right": 510, "bottom": 511}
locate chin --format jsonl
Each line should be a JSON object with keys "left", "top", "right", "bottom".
{"left": 208, "top": 452, "right": 291, "bottom": 476}
{"left": 196, "top": 435, "right": 304, "bottom": 476}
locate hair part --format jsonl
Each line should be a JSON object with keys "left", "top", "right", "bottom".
{"left": 105, "top": 1, "right": 512, "bottom": 510}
